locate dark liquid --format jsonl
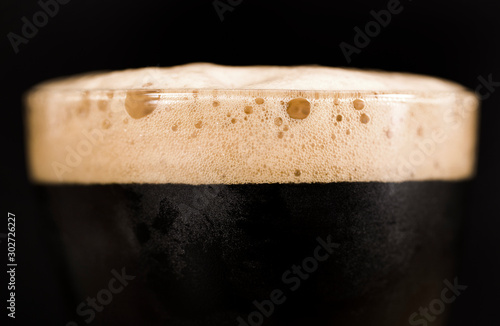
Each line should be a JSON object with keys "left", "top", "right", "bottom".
{"left": 40, "top": 181, "right": 467, "bottom": 326}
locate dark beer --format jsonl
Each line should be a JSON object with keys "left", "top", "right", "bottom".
{"left": 26, "top": 64, "right": 479, "bottom": 325}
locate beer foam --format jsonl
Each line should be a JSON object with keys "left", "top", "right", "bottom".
{"left": 26, "top": 63, "right": 479, "bottom": 184}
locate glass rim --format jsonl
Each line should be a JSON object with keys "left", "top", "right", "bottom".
{"left": 26, "top": 87, "right": 479, "bottom": 105}
{"left": 28, "top": 87, "right": 476, "bottom": 94}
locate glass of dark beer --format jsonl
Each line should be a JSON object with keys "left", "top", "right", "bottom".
{"left": 25, "top": 64, "right": 479, "bottom": 326}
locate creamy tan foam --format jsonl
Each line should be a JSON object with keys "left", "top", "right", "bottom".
{"left": 26, "top": 63, "right": 479, "bottom": 184}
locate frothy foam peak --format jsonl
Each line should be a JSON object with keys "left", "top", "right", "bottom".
{"left": 34, "top": 63, "right": 466, "bottom": 92}
{"left": 26, "top": 64, "right": 479, "bottom": 184}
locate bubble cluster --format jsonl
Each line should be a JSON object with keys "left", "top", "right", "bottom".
{"left": 26, "top": 64, "right": 479, "bottom": 184}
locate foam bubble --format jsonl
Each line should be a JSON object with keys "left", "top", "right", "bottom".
{"left": 125, "top": 90, "right": 160, "bottom": 119}
{"left": 360, "top": 114, "right": 370, "bottom": 124}
{"left": 244, "top": 106, "right": 253, "bottom": 114}
{"left": 287, "top": 98, "right": 311, "bottom": 120}
{"left": 353, "top": 99, "right": 365, "bottom": 110}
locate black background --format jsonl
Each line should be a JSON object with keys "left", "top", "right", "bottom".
{"left": 1, "top": 0, "right": 499, "bottom": 325}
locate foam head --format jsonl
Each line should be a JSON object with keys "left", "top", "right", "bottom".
{"left": 25, "top": 63, "right": 479, "bottom": 184}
